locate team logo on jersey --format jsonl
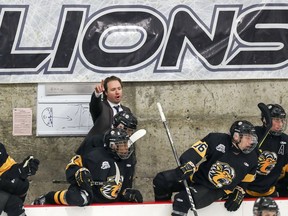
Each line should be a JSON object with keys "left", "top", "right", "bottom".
{"left": 216, "top": 144, "right": 226, "bottom": 153}
{"left": 100, "top": 175, "right": 124, "bottom": 199}
{"left": 208, "top": 161, "right": 235, "bottom": 188}
{"left": 257, "top": 151, "right": 277, "bottom": 175}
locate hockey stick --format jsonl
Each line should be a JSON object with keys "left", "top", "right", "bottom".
{"left": 53, "top": 163, "right": 121, "bottom": 186}
{"left": 157, "top": 102, "right": 198, "bottom": 216}
{"left": 128, "top": 129, "right": 147, "bottom": 147}
{"left": 52, "top": 179, "right": 104, "bottom": 186}
{"left": 257, "top": 103, "right": 272, "bottom": 148}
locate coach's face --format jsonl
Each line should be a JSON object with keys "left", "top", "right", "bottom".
{"left": 105, "top": 80, "right": 123, "bottom": 104}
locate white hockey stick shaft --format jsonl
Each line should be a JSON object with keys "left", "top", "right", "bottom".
{"left": 157, "top": 102, "right": 198, "bottom": 216}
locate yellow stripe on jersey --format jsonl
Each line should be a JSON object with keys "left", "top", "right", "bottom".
{"left": 279, "top": 164, "right": 288, "bottom": 180}
{"left": 66, "top": 155, "right": 83, "bottom": 170}
{"left": 0, "top": 156, "right": 17, "bottom": 176}
{"left": 246, "top": 186, "right": 275, "bottom": 197}
{"left": 191, "top": 141, "right": 208, "bottom": 158}
{"left": 242, "top": 173, "right": 256, "bottom": 183}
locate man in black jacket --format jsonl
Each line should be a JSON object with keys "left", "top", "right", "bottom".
{"left": 87, "top": 76, "right": 132, "bottom": 139}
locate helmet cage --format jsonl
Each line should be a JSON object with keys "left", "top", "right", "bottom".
{"left": 109, "top": 140, "right": 134, "bottom": 160}
{"left": 238, "top": 133, "right": 258, "bottom": 154}
{"left": 104, "top": 128, "right": 131, "bottom": 159}
{"left": 230, "top": 120, "right": 258, "bottom": 154}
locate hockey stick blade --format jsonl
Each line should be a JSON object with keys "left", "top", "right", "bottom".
{"left": 23, "top": 156, "right": 34, "bottom": 167}
{"left": 157, "top": 102, "right": 166, "bottom": 122}
{"left": 258, "top": 103, "right": 272, "bottom": 128}
{"left": 128, "top": 129, "right": 146, "bottom": 147}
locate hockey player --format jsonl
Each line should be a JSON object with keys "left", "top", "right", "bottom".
{"left": 153, "top": 120, "right": 259, "bottom": 215}
{"left": 75, "top": 111, "right": 138, "bottom": 188}
{"left": 0, "top": 142, "right": 39, "bottom": 216}
{"left": 253, "top": 197, "right": 280, "bottom": 216}
{"left": 246, "top": 104, "right": 288, "bottom": 197}
{"left": 33, "top": 128, "right": 142, "bottom": 206}
{"left": 75, "top": 110, "right": 138, "bottom": 155}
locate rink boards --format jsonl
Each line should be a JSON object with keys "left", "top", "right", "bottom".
{"left": 1, "top": 199, "right": 288, "bottom": 216}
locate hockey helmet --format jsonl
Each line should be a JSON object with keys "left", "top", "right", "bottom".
{"left": 253, "top": 197, "right": 280, "bottom": 216}
{"left": 262, "top": 104, "right": 287, "bottom": 136}
{"left": 230, "top": 120, "right": 258, "bottom": 154}
{"left": 103, "top": 128, "right": 133, "bottom": 160}
{"left": 113, "top": 111, "right": 138, "bottom": 135}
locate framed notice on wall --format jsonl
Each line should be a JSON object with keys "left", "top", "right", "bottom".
{"left": 36, "top": 83, "right": 95, "bottom": 136}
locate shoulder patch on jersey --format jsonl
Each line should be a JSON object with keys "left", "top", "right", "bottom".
{"left": 216, "top": 144, "right": 226, "bottom": 153}
{"left": 101, "top": 161, "right": 111, "bottom": 169}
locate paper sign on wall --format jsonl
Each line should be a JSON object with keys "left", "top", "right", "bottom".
{"left": 13, "top": 108, "right": 33, "bottom": 136}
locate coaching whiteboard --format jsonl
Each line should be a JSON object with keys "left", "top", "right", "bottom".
{"left": 36, "top": 84, "right": 95, "bottom": 136}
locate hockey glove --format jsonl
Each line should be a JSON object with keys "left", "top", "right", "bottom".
{"left": 18, "top": 156, "right": 40, "bottom": 179}
{"left": 224, "top": 186, "right": 245, "bottom": 211}
{"left": 122, "top": 188, "right": 143, "bottom": 203}
{"left": 175, "top": 161, "right": 196, "bottom": 181}
{"left": 75, "top": 167, "right": 93, "bottom": 198}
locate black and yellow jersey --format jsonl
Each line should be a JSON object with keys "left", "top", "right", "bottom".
{"left": 246, "top": 126, "right": 288, "bottom": 196}
{"left": 65, "top": 147, "right": 134, "bottom": 203}
{"left": 180, "top": 133, "right": 258, "bottom": 193}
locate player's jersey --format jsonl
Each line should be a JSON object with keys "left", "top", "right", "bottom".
{"left": 246, "top": 126, "right": 288, "bottom": 196}
{"left": 180, "top": 133, "right": 258, "bottom": 192}
{"left": 66, "top": 147, "right": 134, "bottom": 203}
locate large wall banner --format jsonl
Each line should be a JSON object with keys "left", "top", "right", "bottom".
{"left": 1, "top": 1, "right": 288, "bottom": 83}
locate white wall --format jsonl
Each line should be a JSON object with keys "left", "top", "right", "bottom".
{"left": 2, "top": 199, "right": 287, "bottom": 216}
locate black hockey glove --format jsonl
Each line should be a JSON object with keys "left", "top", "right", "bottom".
{"left": 18, "top": 156, "right": 40, "bottom": 179}
{"left": 175, "top": 161, "right": 196, "bottom": 181}
{"left": 122, "top": 188, "right": 143, "bottom": 203}
{"left": 75, "top": 167, "right": 93, "bottom": 198}
{"left": 224, "top": 186, "right": 245, "bottom": 212}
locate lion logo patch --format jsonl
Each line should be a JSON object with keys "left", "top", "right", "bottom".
{"left": 208, "top": 161, "right": 235, "bottom": 188}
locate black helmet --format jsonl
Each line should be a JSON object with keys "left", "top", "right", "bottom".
{"left": 266, "top": 104, "right": 286, "bottom": 119}
{"left": 103, "top": 128, "right": 132, "bottom": 160}
{"left": 230, "top": 120, "right": 256, "bottom": 137}
{"left": 113, "top": 111, "right": 138, "bottom": 130}
{"left": 230, "top": 120, "right": 258, "bottom": 154}
{"left": 262, "top": 104, "right": 287, "bottom": 136}
{"left": 253, "top": 197, "right": 280, "bottom": 216}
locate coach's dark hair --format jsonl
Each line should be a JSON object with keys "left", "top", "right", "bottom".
{"left": 103, "top": 76, "right": 123, "bottom": 92}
